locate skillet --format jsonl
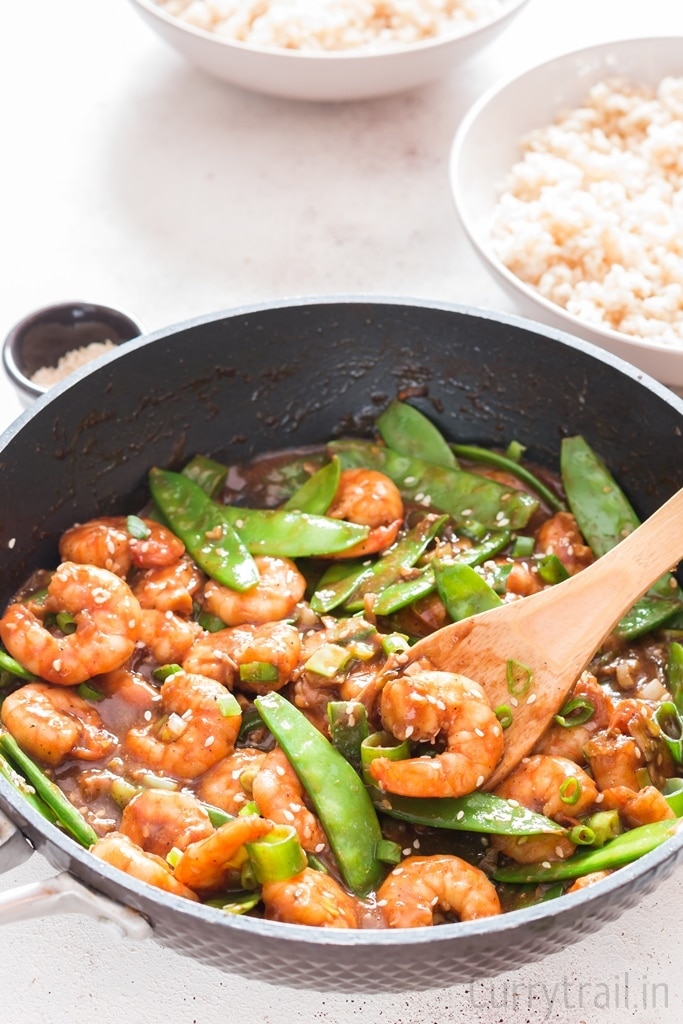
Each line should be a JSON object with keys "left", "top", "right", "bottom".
{"left": 0, "top": 298, "right": 682, "bottom": 991}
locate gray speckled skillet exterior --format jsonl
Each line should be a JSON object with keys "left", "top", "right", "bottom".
{"left": 1, "top": 298, "right": 682, "bottom": 992}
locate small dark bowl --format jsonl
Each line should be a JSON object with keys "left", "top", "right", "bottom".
{"left": 2, "top": 301, "right": 145, "bottom": 405}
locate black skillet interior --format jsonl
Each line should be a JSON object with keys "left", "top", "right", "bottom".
{"left": 0, "top": 299, "right": 682, "bottom": 991}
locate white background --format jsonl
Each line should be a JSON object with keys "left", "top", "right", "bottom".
{"left": 1, "top": 1, "right": 682, "bottom": 1021}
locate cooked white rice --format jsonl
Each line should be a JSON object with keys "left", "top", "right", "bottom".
{"left": 154, "top": 0, "right": 505, "bottom": 51}
{"left": 31, "top": 340, "right": 117, "bottom": 387}
{"left": 489, "top": 76, "right": 683, "bottom": 349}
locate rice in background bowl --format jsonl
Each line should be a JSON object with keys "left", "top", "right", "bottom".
{"left": 154, "top": 0, "right": 507, "bottom": 51}
{"left": 449, "top": 36, "right": 683, "bottom": 388}
{"left": 127, "top": 0, "right": 531, "bottom": 101}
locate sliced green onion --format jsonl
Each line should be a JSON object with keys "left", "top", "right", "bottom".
{"left": 653, "top": 702, "right": 683, "bottom": 764}
{"left": 110, "top": 778, "right": 140, "bottom": 808}
{"left": 206, "top": 891, "right": 262, "bottom": 915}
{"left": 381, "top": 632, "right": 411, "bottom": 656}
{"left": 152, "top": 663, "right": 183, "bottom": 682}
{"left": 505, "top": 440, "right": 526, "bottom": 463}
{"left": 582, "top": 810, "right": 622, "bottom": 847}
{"left": 663, "top": 778, "right": 683, "bottom": 817}
{"left": 77, "top": 682, "right": 104, "bottom": 703}
{"left": 553, "top": 696, "right": 595, "bottom": 729}
{"left": 197, "top": 611, "right": 227, "bottom": 633}
{"left": 166, "top": 845, "right": 182, "bottom": 868}
{"left": 304, "top": 643, "right": 351, "bottom": 678}
{"left": 238, "top": 800, "right": 260, "bottom": 817}
{"left": 374, "top": 838, "right": 402, "bottom": 864}
{"left": 512, "top": 535, "right": 535, "bottom": 557}
{"left": 559, "top": 776, "right": 582, "bottom": 805}
{"left": 126, "top": 514, "right": 151, "bottom": 540}
{"left": 536, "top": 553, "right": 570, "bottom": 585}
{"left": 0, "top": 650, "right": 34, "bottom": 681}
{"left": 55, "top": 612, "right": 77, "bottom": 635}
{"left": 140, "top": 773, "right": 178, "bottom": 791}
{"left": 238, "top": 662, "right": 279, "bottom": 684}
{"left": 569, "top": 825, "right": 596, "bottom": 846}
{"left": 495, "top": 704, "right": 514, "bottom": 729}
{"left": 507, "top": 659, "right": 532, "bottom": 696}
{"left": 246, "top": 824, "right": 307, "bottom": 884}
{"left": 666, "top": 641, "right": 683, "bottom": 713}
{"left": 203, "top": 803, "right": 235, "bottom": 828}
{"left": 217, "top": 691, "right": 242, "bottom": 718}
{"left": 361, "top": 730, "right": 411, "bottom": 786}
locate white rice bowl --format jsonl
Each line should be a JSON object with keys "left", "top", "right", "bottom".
{"left": 449, "top": 36, "right": 683, "bottom": 389}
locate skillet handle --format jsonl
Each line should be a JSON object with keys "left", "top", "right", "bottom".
{"left": 0, "top": 871, "right": 152, "bottom": 939}
{"left": 0, "top": 811, "right": 151, "bottom": 939}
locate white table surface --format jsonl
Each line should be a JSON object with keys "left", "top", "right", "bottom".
{"left": 1, "top": 1, "right": 683, "bottom": 1021}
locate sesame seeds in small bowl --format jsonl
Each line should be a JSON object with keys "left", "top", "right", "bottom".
{"left": 2, "top": 301, "right": 146, "bottom": 406}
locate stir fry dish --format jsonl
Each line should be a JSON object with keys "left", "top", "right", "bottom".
{"left": 1, "top": 400, "right": 682, "bottom": 928}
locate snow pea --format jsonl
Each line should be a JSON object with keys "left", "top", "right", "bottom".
{"left": 181, "top": 454, "right": 229, "bottom": 499}
{"left": 282, "top": 456, "right": 341, "bottom": 515}
{"left": 371, "top": 789, "right": 564, "bottom": 837}
{"left": 667, "top": 642, "right": 683, "bottom": 713}
{"left": 328, "top": 439, "right": 538, "bottom": 530}
{"left": 149, "top": 468, "right": 260, "bottom": 592}
{"left": 452, "top": 443, "right": 566, "bottom": 512}
{"left": 433, "top": 560, "right": 502, "bottom": 621}
{"left": 219, "top": 505, "right": 370, "bottom": 557}
{"left": 561, "top": 436, "right": 683, "bottom": 638}
{"left": 493, "top": 817, "right": 683, "bottom": 883}
{"left": 372, "top": 528, "right": 511, "bottom": 616}
{"left": 254, "top": 691, "right": 385, "bottom": 896}
{"left": 342, "top": 514, "right": 448, "bottom": 612}
{"left": 376, "top": 400, "right": 458, "bottom": 469}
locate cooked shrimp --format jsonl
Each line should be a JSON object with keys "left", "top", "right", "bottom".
{"left": 0, "top": 562, "right": 142, "bottom": 686}
{"left": 262, "top": 867, "right": 360, "bottom": 928}
{"left": 131, "top": 555, "right": 204, "bottom": 615}
{"left": 196, "top": 748, "right": 267, "bottom": 815}
{"left": 252, "top": 747, "right": 328, "bottom": 854}
{"left": 598, "top": 785, "right": 675, "bottom": 827}
{"left": 183, "top": 620, "right": 301, "bottom": 694}
{"left": 491, "top": 754, "right": 598, "bottom": 864}
{"left": 119, "top": 789, "right": 214, "bottom": 858}
{"left": 125, "top": 670, "right": 241, "bottom": 779}
{"left": 92, "top": 832, "right": 199, "bottom": 900}
{"left": 584, "top": 731, "right": 643, "bottom": 791}
{"left": 534, "top": 511, "right": 594, "bottom": 575}
{"left": 377, "top": 855, "right": 501, "bottom": 927}
{"left": 369, "top": 669, "right": 504, "bottom": 798}
{"left": 202, "top": 555, "right": 306, "bottom": 626}
{"left": 173, "top": 814, "right": 273, "bottom": 892}
{"left": 566, "top": 871, "right": 612, "bottom": 893}
{"left": 59, "top": 516, "right": 185, "bottom": 577}
{"left": 138, "top": 608, "right": 203, "bottom": 664}
{"left": 533, "top": 672, "right": 614, "bottom": 764}
{"left": 325, "top": 468, "right": 403, "bottom": 559}
{"left": 0, "top": 681, "right": 117, "bottom": 766}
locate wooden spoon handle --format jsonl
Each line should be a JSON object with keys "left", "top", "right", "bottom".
{"left": 518, "top": 485, "right": 683, "bottom": 668}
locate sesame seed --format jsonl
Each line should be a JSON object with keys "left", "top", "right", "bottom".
{"left": 283, "top": 809, "right": 295, "bottom": 822}
{"left": 405, "top": 726, "right": 414, "bottom": 738}
{"left": 542, "top": 861, "right": 552, "bottom": 869}
{"left": 595, "top": 793, "right": 604, "bottom": 803}
{"left": 475, "top": 728, "right": 485, "bottom": 737}
{"left": 314, "top": 843, "right": 326, "bottom": 854}
{"left": 275, "top": 765, "right": 286, "bottom": 776}
{"left": 204, "top": 735, "right": 215, "bottom": 747}
{"left": 555, "top": 846, "right": 565, "bottom": 859}
{"left": 476, "top": 775, "right": 485, "bottom": 787}
{"left": 510, "top": 697, "right": 519, "bottom": 707}
{"left": 456, "top": 810, "right": 465, "bottom": 820}
{"left": 144, "top": 710, "right": 152, "bottom": 721}
{"left": 8, "top": 538, "right": 16, "bottom": 549}
{"left": 527, "top": 693, "right": 537, "bottom": 705}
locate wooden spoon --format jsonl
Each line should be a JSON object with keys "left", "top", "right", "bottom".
{"left": 404, "top": 486, "right": 683, "bottom": 789}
